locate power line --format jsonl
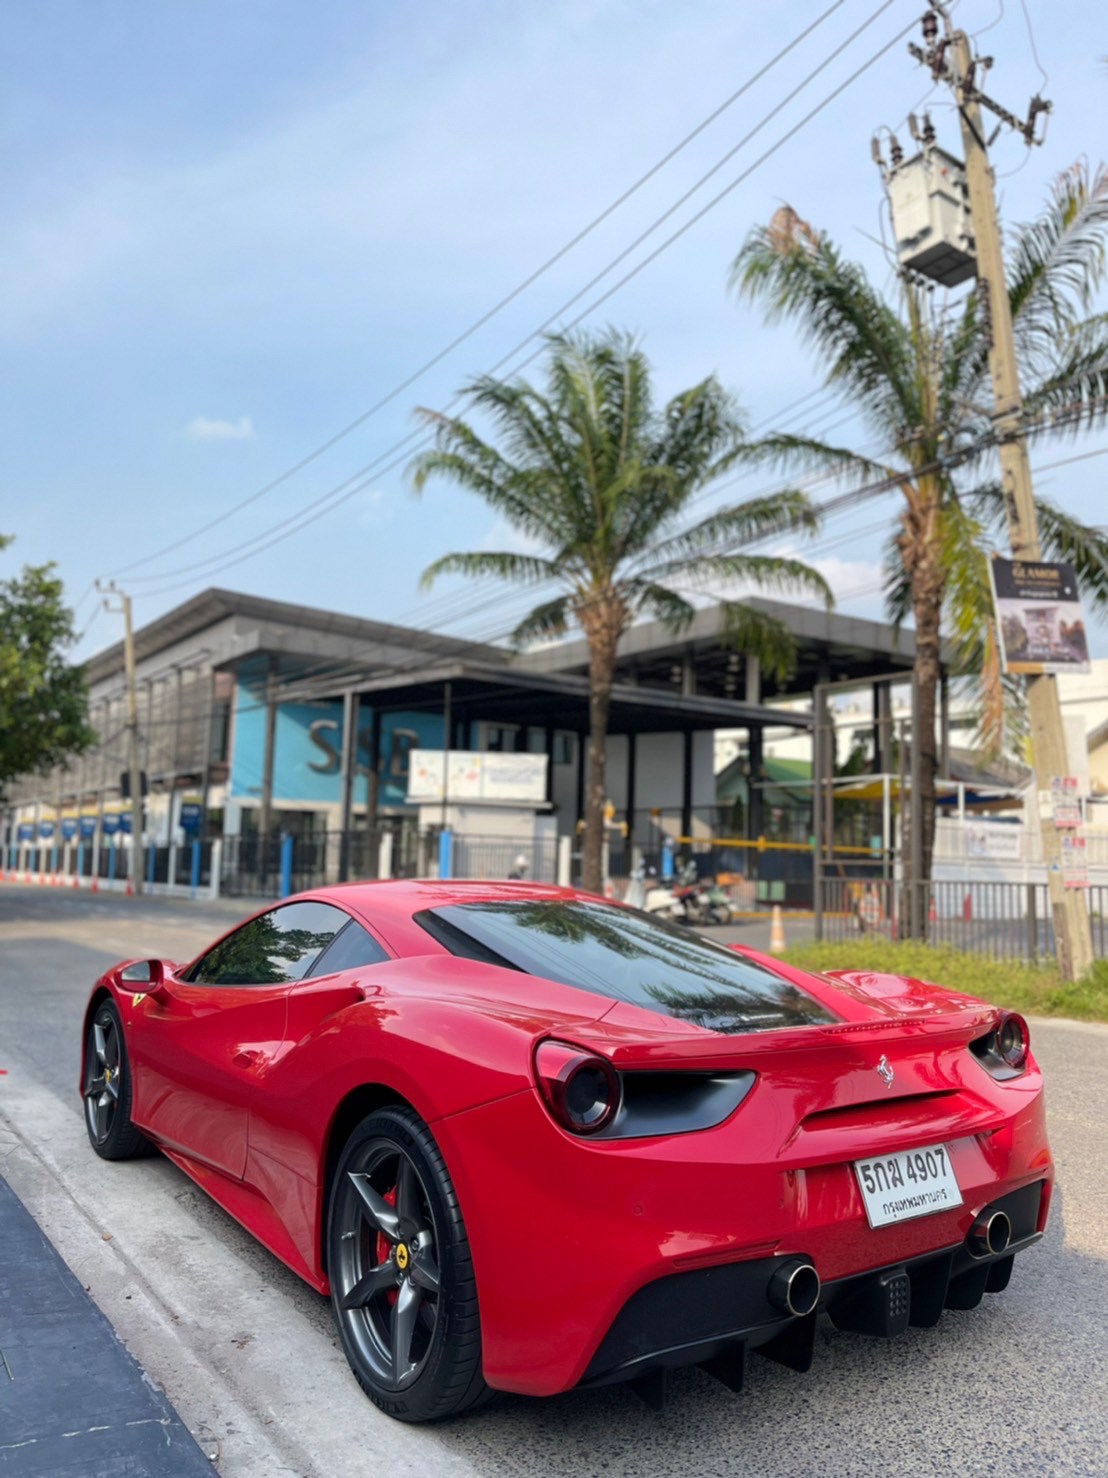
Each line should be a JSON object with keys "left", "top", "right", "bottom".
{"left": 131, "top": 9, "right": 918, "bottom": 600}
{"left": 103, "top": 0, "right": 851, "bottom": 583}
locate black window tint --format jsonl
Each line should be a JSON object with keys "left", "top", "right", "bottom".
{"left": 189, "top": 901, "right": 351, "bottom": 986}
{"left": 311, "top": 919, "right": 390, "bottom": 975}
{"left": 416, "top": 901, "right": 837, "bottom": 1034}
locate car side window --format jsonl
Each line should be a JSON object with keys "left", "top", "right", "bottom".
{"left": 311, "top": 920, "right": 391, "bottom": 976}
{"left": 187, "top": 901, "right": 352, "bottom": 987}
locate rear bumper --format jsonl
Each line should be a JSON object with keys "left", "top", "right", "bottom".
{"left": 438, "top": 1079, "right": 1052, "bottom": 1397}
{"left": 580, "top": 1179, "right": 1046, "bottom": 1390}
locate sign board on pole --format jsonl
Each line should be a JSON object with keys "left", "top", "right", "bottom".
{"left": 988, "top": 557, "right": 1090, "bottom": 674}
{"left": 79, "top": 815, "right": 98, "bottom": 839}
{"left": 1050, "top": 776, "right": 1083, "bottom": 829}
{"left": 1061, "top": 830, "right": 1090, "bottom": 889}
{"left": 179, "top": 798, "right": 203, "bottom": 835}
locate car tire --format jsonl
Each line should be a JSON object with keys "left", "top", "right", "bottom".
{"left": 83, "top": 998, "right": 152, "bottom": 1160}
{"left": 327, "top": 1105, "right": 489, "bottom": 1423}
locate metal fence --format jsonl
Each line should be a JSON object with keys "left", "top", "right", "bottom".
{"left": 218, "top": 824, "right": 557, "bottom": 896}
{"left": 818, "top": 876, "right": 1108, "bottom": 961}
{"left": 452, "top": 834, "right": 559, "bottom": 882}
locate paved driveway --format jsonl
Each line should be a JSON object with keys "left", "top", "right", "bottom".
{"left": 1, "top": 885, "right": 1104, "bottom": 1477}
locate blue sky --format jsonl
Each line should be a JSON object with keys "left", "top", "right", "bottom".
{"left": 2, "top": 0, "right": 1105, "bottom": 664}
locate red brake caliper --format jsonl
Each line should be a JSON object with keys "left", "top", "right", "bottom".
{"left": 376, "top": 1185, "right": 398, "bottom": 1306}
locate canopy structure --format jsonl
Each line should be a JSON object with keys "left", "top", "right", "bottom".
{"left": 833, "top": 776, "right": 1026, "bottom": 814}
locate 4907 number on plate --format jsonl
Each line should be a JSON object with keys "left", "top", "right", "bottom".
{"left": 854, "top": 1144, "right": 963, "bottom": 1229}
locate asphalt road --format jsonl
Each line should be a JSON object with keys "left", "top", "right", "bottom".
{"left": 1, "top": 884, "right": 1105, "bottom": 1477}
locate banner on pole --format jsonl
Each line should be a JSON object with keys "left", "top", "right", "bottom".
{"left": 989, "top": 557, "right": 1090, "bottom": 675}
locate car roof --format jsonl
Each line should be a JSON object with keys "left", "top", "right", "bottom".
{"left": 301, "top": 878, "right": 593, "bottom": 924}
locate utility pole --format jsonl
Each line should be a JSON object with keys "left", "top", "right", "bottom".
{"left": 913, "top": 11, "right": 1092, "bottom": 979}
{"left": 257, "top": 659, "right": 278, "bottom": 885}
{"left": 98, "top": 582, "right": 144, "bottom": 896}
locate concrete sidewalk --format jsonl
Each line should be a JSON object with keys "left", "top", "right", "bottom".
{"left": 0, "top": 1175, "right": 212, "bottom": 1477}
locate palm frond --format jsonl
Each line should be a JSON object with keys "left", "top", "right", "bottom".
{"left": 630, "top": 489, "right": 819, "bottom": 573}
{"left": 687, "top": 554, "right": 833, "bottom": 609}
{"left": 732, "top": 225, "right": 919, "bottom": 441}
{"left": 738, "top": 431, "right": 896, "bottom": 487}
{"left": 1023, "top": 313, "right": 1108, "bottom": 435}
{"left": 716, "top": 603, "right": 799, "bottom": 683}
{"left": 624, "top": 582, "right": 697, "bottom": 631}
{"left": 510, "top": 596, "right": 572, "bottom": 648}
{"left": 1009, "top": 162, "right": 1108, "bottom": 355}
{"left": 420, "top": 551, "right": 559, "bottom": 592}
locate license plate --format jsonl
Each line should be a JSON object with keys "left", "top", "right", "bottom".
{"left": 854, "top": 1144, "right": 963, "bottom": 1229}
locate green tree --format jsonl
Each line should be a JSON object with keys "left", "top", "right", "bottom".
{"left": 0, "top": 539, "right": 95, "bottom": 792}
{"left": 409, "top": 329, "right": 832, "bottom": 893}
{"left": 732, "top": 167, "right": 1108, "bottom": 891}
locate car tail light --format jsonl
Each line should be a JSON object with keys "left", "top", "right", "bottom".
{"left": 534, "top": 1040, "right": 620, "bottom": 1136}
{"left": 995, "top": 1011, "right": 1029, "bottom": 1070}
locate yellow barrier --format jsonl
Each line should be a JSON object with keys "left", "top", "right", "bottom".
{"left": 674, "top": 835, "right": 879, "bottom": 856}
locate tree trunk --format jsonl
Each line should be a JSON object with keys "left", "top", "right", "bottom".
{"left": 912, "top": 588, "right": 942, "bottom": 897}
{"left": 899, "top": 477, "right": 945, "bottom": 938}
{"left": 579, "top": 595, "right": 625, "bottom": 895}
{"left": 582, "top": 664, "right": 613, "bottom": 894}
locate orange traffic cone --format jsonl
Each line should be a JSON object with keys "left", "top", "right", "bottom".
{"left": 124, "top": 876, "right": 134, "bottom": 897}
{"left": 90, "top": 874, "right": 99, "bottom": 893}
{"left": 72, "top": 873, "right": 79, "bottom": 889}
{"left": 769, "top": 904, "right": 786, "bottom": 955}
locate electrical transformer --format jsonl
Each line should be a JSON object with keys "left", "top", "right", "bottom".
{"left": 886, "top": 145, "right": 976, "bottom": 287}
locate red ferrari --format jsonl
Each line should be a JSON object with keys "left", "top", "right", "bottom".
{"left": 81, "top": 881, "right": 1052, "bottom": 1422}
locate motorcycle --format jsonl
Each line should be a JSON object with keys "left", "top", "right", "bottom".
{"left": 673, "top": 861, "right": 733, "bottom": 927}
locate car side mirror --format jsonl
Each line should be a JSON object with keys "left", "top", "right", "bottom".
{"left": 119, "top": 959, "right": 166, "bottom": 995}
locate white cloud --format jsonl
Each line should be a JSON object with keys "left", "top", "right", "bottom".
{"left": 184, "top": 414, "right": 255, "bottom": 441}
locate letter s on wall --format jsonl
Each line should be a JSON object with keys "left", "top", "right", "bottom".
{"left": 307, "top": 719, "right": 341, "bottom": 774}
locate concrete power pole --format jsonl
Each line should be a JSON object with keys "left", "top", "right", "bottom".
{"left": 98, "top": 582, "right": 145, "bottom": 896}
{"left": 916, "top": 13, "right": 1093, "bottom": 979}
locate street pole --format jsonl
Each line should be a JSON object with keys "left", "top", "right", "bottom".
{"left": 98, "top": 582, "right": 144, "bottom": 895}
{"left": 922, "top": 17, "right": 1092, "bottom": 979}
{"left": 258, "top": 659, "right": 278, "bottom": 886}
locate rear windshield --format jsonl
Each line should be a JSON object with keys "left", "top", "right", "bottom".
{"left": 414, "top": 900, "right": 836, "bottom": 1034}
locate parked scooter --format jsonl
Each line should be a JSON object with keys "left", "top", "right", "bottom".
{"left": 673, "top": 860, "right": 733, "bottom": 926}
{"left": 625, "top": 865, "right": 685, "bottom": 921}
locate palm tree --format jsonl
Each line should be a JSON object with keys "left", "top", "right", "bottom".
{"left": 732, "top": 166, "right": 1108, "bottom": 894}
{"left": 409, "top": 329, "right": 832, "bottom": 893}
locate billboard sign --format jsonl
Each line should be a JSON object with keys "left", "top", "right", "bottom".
{"left": 964, "top": 821, "right": 1022, "bottom": 861}
{"left": 989, "top": 557, "right": 1090, "bottom": 675}
{"left": 407, "top": 750, "right": 548, "bottom": 805}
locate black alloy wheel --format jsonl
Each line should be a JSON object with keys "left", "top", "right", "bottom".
{"left": 83, "top": 999, "right": 150, "bottom": 1160}
{"left": 327, "top": 1106, "right": 488, "bottom": 1423}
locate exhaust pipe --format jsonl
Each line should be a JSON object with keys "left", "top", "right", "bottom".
{"left": 768, "top": 1259, "right": 821, "bottom": 1318}
{"left": 968, "top": 1208, "right": 1011, "bottom": 1258}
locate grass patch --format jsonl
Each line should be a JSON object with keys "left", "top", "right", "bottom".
{"left": 782, "top": 938, "right": 1108, "bottom": 1024}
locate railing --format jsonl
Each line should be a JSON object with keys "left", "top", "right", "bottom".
{"left": 934, "top": 820, "right": 1108, "bottom": 868}
{"left": 818, "top": 876, "right": 1108, "bottom": 961}
{"left": 451, "top": 834, "right": 560, "bottom": 883}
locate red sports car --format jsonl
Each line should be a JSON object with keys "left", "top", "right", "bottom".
{"left": 81, "top": 881, "right": 1052, "bottom": 1423}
